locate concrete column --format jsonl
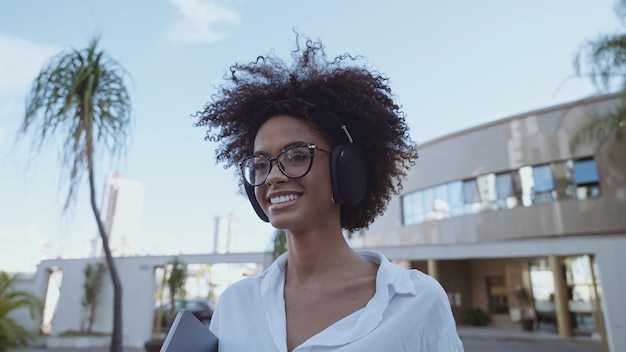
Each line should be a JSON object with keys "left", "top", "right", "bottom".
{"left": 549, "top": 255, "right": 572, "bottom": 338}
{"left": 589, "top": 255, "right": 609, "bottom": 352}
{"left": 427, "top": 259, "right": 439, "bottom": 280}
{"left": 594, "top": 239, "right": 626, "bottom": 352}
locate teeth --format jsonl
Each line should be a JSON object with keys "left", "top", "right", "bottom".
{"left": 270, "top": 194, "right": 299, "bottom": 204}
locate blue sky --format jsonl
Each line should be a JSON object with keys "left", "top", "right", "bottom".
{"left": 0, "top": 0, "right": 622, "bottom": 267}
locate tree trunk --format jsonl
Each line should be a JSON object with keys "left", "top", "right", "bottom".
{"left": 88, "top": 165, "right": 123, "bottom": 352}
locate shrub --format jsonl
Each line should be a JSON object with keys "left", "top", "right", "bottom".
{"left": 0, "top": 271, "right": 43, "bottom": 351}
{"left": 462, "top": 308, "right": 490, "bottom": 326}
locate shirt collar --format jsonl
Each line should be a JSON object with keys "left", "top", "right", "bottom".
{"left": 357, "top": 250, "right": 417, "bottom": 296}
{"left": 259, "top": 250, "right": 418, "bottom": 350}
{"left": 261, "top": 250, "right": 416, "bottom": 296}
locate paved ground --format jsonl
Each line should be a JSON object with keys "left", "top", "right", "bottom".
{"left": 16, "top": 327, "right": 603, "bottom": 352}
{"left": 459, "top": 326, "right": 602, "bottom": 352}
{"left": 462, "top": 337, "right": 602, "bottom": 352}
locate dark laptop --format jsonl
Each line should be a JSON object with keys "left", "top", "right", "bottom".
{"left": 160, "top": 309, "right": 218, "bottom": 352}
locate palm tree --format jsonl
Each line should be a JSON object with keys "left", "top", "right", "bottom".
{"left": 571, "top": 0, "right": 626, "bottom": 154}
{"left": 569, "top": 100, "right": 626, "bottom": 157}
{"left": 19, "top": 35, "right": 132, "bottom": 352}
{"left": 166, "top": 257, "right": 188, "bottom": 323}
{"left": 81, "top": 262, "right": 107, "bottom": 334}
{"left": 0, "top": 271, "right": 43, "bottom": 351}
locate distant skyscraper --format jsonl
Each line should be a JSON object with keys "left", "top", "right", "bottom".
{"left": 213, "top": 212, "right": 235, "bottom": 254}
{"left": 91, "top": 173, "right": 144, "bottom": 257}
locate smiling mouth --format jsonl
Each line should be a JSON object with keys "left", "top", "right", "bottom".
{"left": 269, "top": 194, "right": 300, "bottom": 205}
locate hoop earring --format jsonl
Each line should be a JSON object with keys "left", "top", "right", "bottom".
{"left": 331, "top": 197, "right": 336, "bottom": 205}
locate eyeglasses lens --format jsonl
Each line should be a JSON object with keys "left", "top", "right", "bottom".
{"left": 242, "top": 145, "right": 313, "bottom": 186}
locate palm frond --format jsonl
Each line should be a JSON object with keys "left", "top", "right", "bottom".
{"left": 0, "top": 272, "right": 42, "bottom": 350}
{"left": 616, "top": 0, "right": 626, "bottom": 25}
{"left": 574, "top": 33, "right": 626, "bottom": 91}
{"left": 570, "top": 97, "right": 626, "bottom": 154}
{"left": 20, "top": 36, "right": 132, "bottom": 211}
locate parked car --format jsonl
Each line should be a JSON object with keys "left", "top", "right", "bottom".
{"left": 155, "top": 298, "right": 215, "bottom": 327}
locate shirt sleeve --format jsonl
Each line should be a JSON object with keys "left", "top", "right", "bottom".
{"left": 420, "top": 275, "right": 464, "bottom": 351}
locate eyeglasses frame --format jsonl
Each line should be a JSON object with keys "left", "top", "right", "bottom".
{"left": 238, "top": 143, "right": 330, "bottom": 187}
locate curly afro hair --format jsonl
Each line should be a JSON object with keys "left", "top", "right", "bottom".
{"left": 195, "top": 37, "right": 418, "bottom": 231}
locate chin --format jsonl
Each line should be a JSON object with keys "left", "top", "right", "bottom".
{"left": 268, "top": 218, "right": 290, "bottom": 230}
{"left": 267, "top": 213, "right": 299, "bottom": 231}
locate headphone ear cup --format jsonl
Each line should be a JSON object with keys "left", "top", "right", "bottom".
{"left": 330, "top": 143, "right": 367, "bottom": 206}
{"left": 244, "top": 183, "right": 269, "bottom": 222}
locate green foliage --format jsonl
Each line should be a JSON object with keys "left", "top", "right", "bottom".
{"left": 153, "top": 257, "right": 189, "bottom": 330}
{"left": 514, "top": 286, "right": 534, "bottom": 321}
{"left": 81, "top": 262, "right": 106, "bottom": 333}
{"left": 569, "top": 98, "right": 626, "bottom": 157}
{"left": 166, "top": 257, "right": 187, "bottom": 314}
{"left": 272, "top": 229, "right": 287, "bottom": 260}
{"left": 59, "top": 330, "right": 110, "bottom": 337}
{"left": 20, "top": 35, "right": 132, "bottom": 212}
{"left": 573, "top": 1, "right": 626, "bottom": 91}
{"left": 575, "top": 34, "right": 626, "bottom": 91}
{"left": 462, "top": 308, "right": 490, "bottom": 326}
{"left": 0, "top": 271, "right": 43, "bottom": 351}
{"left": 515, "top": 286, "right": 531, "bottom": 307}
{"left": 571, "top": 0, "right": 626, "bottom": 155}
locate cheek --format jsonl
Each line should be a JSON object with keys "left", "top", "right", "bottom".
{"left": 254, "top": 186, "right": 265, "bottom": 205}
{"left": 309, "top": 163, "right": 334, "bottom": 194}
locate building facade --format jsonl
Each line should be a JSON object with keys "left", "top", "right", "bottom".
{"left": 350, "top": 92, "right": 626, "bottom": 351}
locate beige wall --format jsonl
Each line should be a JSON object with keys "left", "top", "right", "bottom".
{"left": 464, "top": 258, "right": 534, "bottom": 329}
{"left": 438, "top": 260, "right": 472, "bottom": 322}
{"left": 362, "top": 93, "right": 626, "bottom": 247}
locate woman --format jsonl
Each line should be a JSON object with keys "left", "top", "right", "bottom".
{"left": 195, "top": 37, "right": 463, "bottom": 351}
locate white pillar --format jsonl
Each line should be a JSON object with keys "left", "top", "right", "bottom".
{"left": 595, "top": 238, "right": 626, "bottom": 352}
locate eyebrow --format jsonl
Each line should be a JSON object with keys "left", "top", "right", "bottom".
{"left": 252, "top": 141, "right": 311, "bottom": 156}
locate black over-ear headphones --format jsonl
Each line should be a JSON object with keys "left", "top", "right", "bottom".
{"left": 243, "top": 101, "right": 367, "bottom": 222}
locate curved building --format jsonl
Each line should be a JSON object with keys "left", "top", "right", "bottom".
{"left": 352, "top": 92, "right": 626, "bottom": 351}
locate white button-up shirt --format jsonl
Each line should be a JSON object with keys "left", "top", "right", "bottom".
{"left": 209, "top": 251, "right": 464, "bottom": 351}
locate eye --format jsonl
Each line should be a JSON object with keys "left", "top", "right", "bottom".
{"left": 252, "top": 158, "right": 270, "bottom": 171}
{"left": 284, "top": 147, "right": 309, "bottom": 164}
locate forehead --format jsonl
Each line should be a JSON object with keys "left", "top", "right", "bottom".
{"left": 253, "top": 115, "right": 326, "bottom": 152}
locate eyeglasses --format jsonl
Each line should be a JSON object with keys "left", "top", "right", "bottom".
{"left": 239, "top": 143, "right": 330, "bottom": 187}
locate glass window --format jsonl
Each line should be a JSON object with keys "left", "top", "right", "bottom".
{"left": 495, "top": 172, "right": 518, "bottom": 209}
{"left": 477, "top": 174, "right": 497, "bottom": 210}
{"left": 401, "top": 194, "right": 410, "bottom": 225}
{"left": 462, "top": 179, "right": 480, "bottom": 213}
{"left": 577, "top": 186, "right": 600, "bottom": 199}
{"left": 554, "top": 160, "right": 577, "bottom": 199}
{"left": 573, "top": 159, "right": 599, "bottom": 185}
{"left": 565, "top": 255, "right": 597, "bottom": 333}
{"left": 519, "top": 166, "right": 534, "bottom": 206}
{"left": 495, "top": 172, "right": 513, "bottom": 198}
{"left": 486, "top": 276, "right": 509, "bottom": 314}
{"left": 422, "top": 187, "right": 438, "bottom": 222}
{"left": 569, "top": 158, "right": 600, "bottom": 200}
{"left": 447, "top": 181, "right": 464, "bottom": 216}
{"left": 532, "top": 164, "right": 555, "bottom": 193}
{"left": 530, "top": 259, "right": 557, "bottom": 331}
{"left": 432, "top": 184, "right": 450, "bottom": 220}
{"left": 462, "top": 179, "right": 479, "bottom": 203}
{"left": 401, "top": 190, "right": 424, "bottom": 225}
{"left": 400, "top": 158, "right": 600, "bottom": 227}
{"left": 532, "top": 164, "right": 556, "bottom": 204}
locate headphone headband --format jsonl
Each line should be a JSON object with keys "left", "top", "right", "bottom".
{"left": 255, "top": 98, "right": 356, "bottom": 145}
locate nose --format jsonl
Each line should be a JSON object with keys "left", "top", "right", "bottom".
{"left": 265, "top": 160, "right": 287, "bottom": 185}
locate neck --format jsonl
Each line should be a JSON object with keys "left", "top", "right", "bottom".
{"left": 284, "top": 227, "right": 360, "bottom": 285}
